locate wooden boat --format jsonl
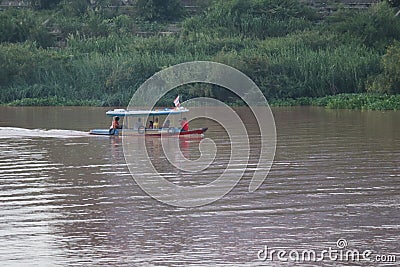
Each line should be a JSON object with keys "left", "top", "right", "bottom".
{"left": 89, "top": 108, "right": 208, "bottom": 137}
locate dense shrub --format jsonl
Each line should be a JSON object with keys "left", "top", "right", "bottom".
{"left": 326, "top": 2, "right": 400, "bottom": 50}
{"left": 386, "top": 0, "right": 400, "bottom": 7}
{"left": 182, "top": 0, "right": 318, "bottom": 38}
{"left": 0, "top": 9, "right": 53, "bottom": 47}
{"left": 28, "top": 0, "right": 62, "bottom": 10}
{"left": 0, "top": 1, "right": 398, "bottom": 108}
{"left": 270, "top": 94, "right": 400, "bottom": 110}
{"left": 368, "top": 41, "right": 400, "bottom": 94}
{"left": 135, "top": 0, "right": 185, "bottom": 22}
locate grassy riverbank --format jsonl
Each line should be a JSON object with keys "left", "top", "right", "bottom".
{"left": 6, "top": 93, "right": 400, "bottom": 110}
{"left": 1, "top": 1, "right": 400, "bottom": 109}
{"left": 6, "top": 96, "right": 102, "bottom": 107}
{"left": 269, "top": 93, "right": 400, "bottom": 110}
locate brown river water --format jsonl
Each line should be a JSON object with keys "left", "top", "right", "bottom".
{"left": 0, "top": 106, "right": 399, "bottom": 266}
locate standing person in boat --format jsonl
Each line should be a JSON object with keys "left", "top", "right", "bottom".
{"left": 180, "top": 117, "right": 189, "bottom": 131}
{"left": 148, "top": 121, "right": 154, "bottom": 129}
{"left": 134, "top": 118, "right": 143, "bottom": 130}
{"left": 109, "top": 116, "right": 122, "bottom": 134}
{"left": 153, "top": 118, "right": 160, "bottom": 129}
{"left": 163, "top": 119, "right": 170, "bottom": 128}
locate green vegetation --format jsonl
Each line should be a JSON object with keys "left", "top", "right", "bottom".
{"left": 367, "top": 41, "right": 400, "bottom": 94}
{"left": 270, "top": 93, "right": 400, "bottom": 110}
{"left": 135, "top": 0, "right": 184, "bottom": 22}
{"left": 0, "top": 0, "right": 399, "bottom": 109}
{"left": 182, "top": 0, "right": 318, "bottom": 39}
{"left": 7, "top": 96, "right": 101, "bottom": 106}
{"left": 324, "top": 3, "right": 400, "bottom": 51}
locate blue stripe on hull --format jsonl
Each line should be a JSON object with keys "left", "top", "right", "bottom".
{"left": 89, "top": 129, "right": 119, "bottom": 136}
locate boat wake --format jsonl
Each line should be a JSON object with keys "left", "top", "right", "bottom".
{"left": 0, "top": 127, "right": 89, "bottom": 139}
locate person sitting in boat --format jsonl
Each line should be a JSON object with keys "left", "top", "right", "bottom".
{"left": 163, "top": 119, "right": 170, "bottom": 128}
{"left": 180, "top": 117, "right": 189, "bottom": 131}
{"left": 153, "top": 118, "right": 160, "bottom": 129}
{"left": 134, "top": 118, "right": 144, "bottom": 130}
{"left": 148, "top": 121, "right": 154, "bottom": 129}
{"left": 109, "top": 116, "right": 122, "bottom": 134}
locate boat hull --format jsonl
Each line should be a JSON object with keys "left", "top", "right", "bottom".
{"left": 89, "top": 127, "right": 208, "bottom": 137}
{"left": 89, "top": 129, "right": 120, "bottom": 136}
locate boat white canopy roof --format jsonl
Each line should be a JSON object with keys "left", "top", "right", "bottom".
{"left": 106, "top": 108, "right": 189, "bottom": 117}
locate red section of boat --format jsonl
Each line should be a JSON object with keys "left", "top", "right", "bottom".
{"left": 143, "top": 127, "right": 208, "bottom": 137}
{"left": 179, "top": 128, "right": 208, "bottom": 135}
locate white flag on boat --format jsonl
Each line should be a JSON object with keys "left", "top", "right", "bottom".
{"left": 173, "top": 95, "right": 180, "bottom": 107}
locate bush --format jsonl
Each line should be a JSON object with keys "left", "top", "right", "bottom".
{"left": 28, "top": 0, "right": 62, "bottom": 10}
{"left": 0, "top": 9, "right": 55, "bottom": 47}
{"left": 368, "top": 41, "right": 400, "bottom": 94}
{"left": 0, "top": 1, "right": 398, "bottom": 108}
{"left": 7, "top": 96, "right": 101, "bottom": 106}
{"left": 269, "top": 94, "right": 400, "bottom": 110}
{"left": 182, "top": 0, "right": 317, "bottom": 39}
{"left": 386, "top": 0, "right": 400, "bottom": 7}
{"left": 135, "top": 0, "right": 185, "bottom": 22}
{"left": 212, "top": 33, "right": 380, "bottom": 99}
{"left": 326, "top": 2, "right": 400, "bottom": 50}
{"left": 0, "top": 9, "right": 35, "bottom": 43}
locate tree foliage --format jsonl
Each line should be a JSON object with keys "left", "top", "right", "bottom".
{"left": 326, "top": 2, "right": 400, "bottom": 49}
{"left": 0, "top": 1, "right": 399, "bottom": 106}
{"left": 368, "top": 41, "right": 400, "bottom": 94}
{"left": 135, "top": 0, "right": 184, "bottom": 21}
{"left": 0, "top": 9, "right": 53, "bottom": 47}
{"left": 386, "top": 0, "right": 400, "bottom": 8}
{"left": 182, "top": 0, "right": 318, "bottom": 38}
{"left": 28, "top": 0, "right": 63, "bottom": 10}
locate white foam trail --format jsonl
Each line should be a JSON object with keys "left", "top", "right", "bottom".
{"left": 0, "top": 127, "right": 89, "bottom": 139}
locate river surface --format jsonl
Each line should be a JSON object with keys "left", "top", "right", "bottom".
{"left": 0, "top": 106, "right": 399, "bottom": 266}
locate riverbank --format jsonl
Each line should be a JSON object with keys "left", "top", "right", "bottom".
{"left": 269, "top": 93, "right": 400, "bottom": 110}
{"left": 5, "top": 96, "right": 102, "bottom": 107}
{"left": 4, "top": 93, "right": 400, "bottom": 111}
{"left": 1, "top": 1, "right": 399, "bottom": 107}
